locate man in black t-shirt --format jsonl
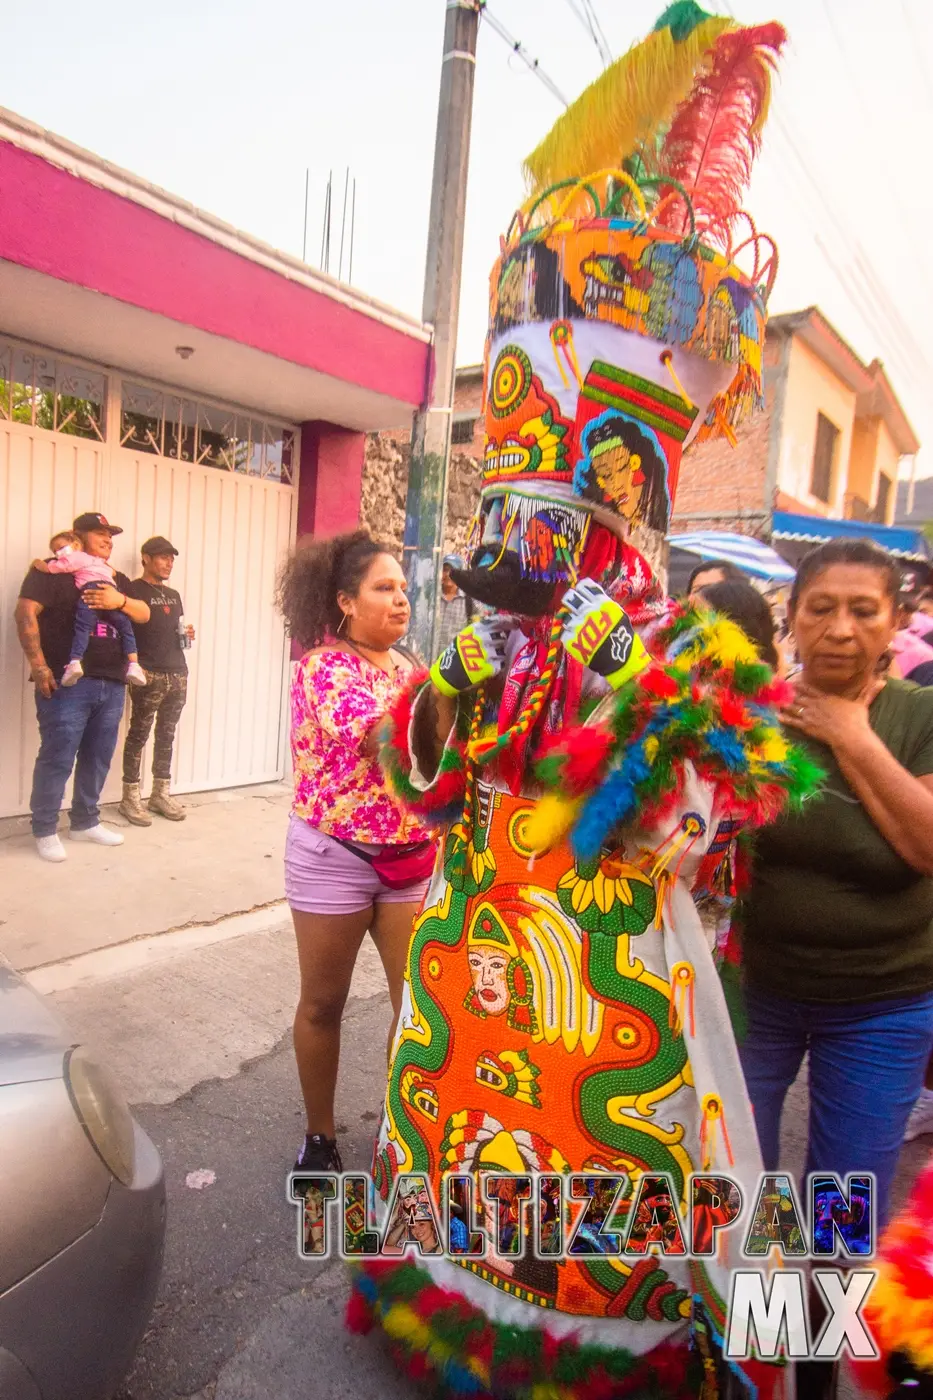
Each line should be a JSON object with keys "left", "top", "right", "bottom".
{"left": 15, "top": 512, "right": 152, "bottom": 862}
{"left": 120, "top": 536, "right": 195, "bottom": 825}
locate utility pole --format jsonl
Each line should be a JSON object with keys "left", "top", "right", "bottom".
{"left": 402, "top": 0, "right": 481, "bottom": 659}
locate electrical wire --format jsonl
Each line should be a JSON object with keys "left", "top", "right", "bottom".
{"left": 563, "top": 0, "right": 612, "bottom": 66}
{"left": 479, "top": 4, "right": 570, "bottom": 107}
{"left": 581, "top": 0, "right": 613, "bottom": 65}
{"left": 709, "top": 0, "right": 933, "bottom": 397}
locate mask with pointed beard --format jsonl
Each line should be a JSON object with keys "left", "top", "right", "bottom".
{"left": 449, "top": 557, "right": 557, "bottom": 618}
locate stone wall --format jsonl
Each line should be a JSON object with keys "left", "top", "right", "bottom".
{"left": 360, "top": 431, "right": 483, "bottom": 558}
{"left": 361, "top": 370, "right": 488, "bottom": 559}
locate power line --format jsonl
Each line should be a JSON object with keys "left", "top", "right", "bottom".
{"left": 769, "top": 104, "right": 933, "bottom": 385}
{"left": 563, "top": 0, "right": 612, "bottom": 67}
{"left": 709, "top": 0, "right": 933, "bottom": 392}
{"left": 582, "top": 0, "right": 612, "bottom": 65}
{"left": 815, "top": 0, "right": 933, "bottom": 320}
{"left": 479, "top": 4, "right": 570, "bottom": 107}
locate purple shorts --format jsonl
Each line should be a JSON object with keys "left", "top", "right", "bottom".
{"left": 285, "top": 815, "right": 432, "bottom": 915}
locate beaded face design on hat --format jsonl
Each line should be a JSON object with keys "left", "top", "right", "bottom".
{"left": 458, "top": 2, "right": 785, "bottom": 614}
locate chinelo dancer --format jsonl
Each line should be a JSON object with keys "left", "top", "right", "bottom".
{"left": 350, "top": 7, "right": 817, "bottom": 1397}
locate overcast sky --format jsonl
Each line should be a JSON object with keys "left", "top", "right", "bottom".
{"left": 5, "top": 0, "right": 933, "bottom": 479}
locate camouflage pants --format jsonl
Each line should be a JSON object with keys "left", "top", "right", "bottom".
{"left": 122, "top": 671, "right": 188, "bottom": 782}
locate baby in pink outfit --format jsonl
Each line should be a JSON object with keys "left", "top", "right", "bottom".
{"left": 33, "top": 531, "right": 146, "bottom": 687}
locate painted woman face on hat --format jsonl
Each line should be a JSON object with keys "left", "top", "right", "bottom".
{"left": 574, "top": 412, "right": 671, "bottom": 533}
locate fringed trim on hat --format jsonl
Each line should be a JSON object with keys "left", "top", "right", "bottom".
{"left": 347, "top": 1258, "right": 699, "bottom": 1400}
{"left": 380, "top": 670, "right": 469, "bottom": 825}
{"left": 695, "top": 362, "right": 765, "bottom": 446}
{"left": 531, "top": 603, "right": 824, "bottom": 860}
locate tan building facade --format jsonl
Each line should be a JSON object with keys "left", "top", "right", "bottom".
{"left": 670, "top": 306, "right": 919, "bottom": 538}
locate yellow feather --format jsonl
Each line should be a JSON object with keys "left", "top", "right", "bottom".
{"left": 706, "top": 617, "right": 760, "bottom": 666}
{"left": 685, "top": 611, "right": 761, "bottom": 667}
{"left": 523, "top": 793, "right": 582, "bottom": 853}
{"left": 759, "top": 734, "right": 788, "bottom": 763}
{"left": 523, "top": 15, "right": 732, "bottom": 193}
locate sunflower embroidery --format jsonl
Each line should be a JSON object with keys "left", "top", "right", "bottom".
{"left": 557, "top": 851, "right": 657, "bottom": 936}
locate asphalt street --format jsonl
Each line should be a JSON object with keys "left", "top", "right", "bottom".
{"left": 38, "top": 917, "right": 928, "bottom": 1400}
{"left": 113, "top": 991, "right": 411, "bottom": 1400}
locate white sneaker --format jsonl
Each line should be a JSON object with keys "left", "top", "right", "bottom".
{"left": 36, "top": 834, "right": 67, "bottom": 862}
{"left": 904, "top": 1092, "right": 933, "bottom": 1141}
{"left": 61, "top": 660, "right": 84, "bottom": 687}
{"left": 69, "top": 824, "right": 125, "bottom": 847}
{"left": 125, "top": 661, "right": 148, "bottom": 687}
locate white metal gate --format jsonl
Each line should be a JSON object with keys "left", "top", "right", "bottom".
{"left": 0, "top": 352, "right": 297, "bottom": 820}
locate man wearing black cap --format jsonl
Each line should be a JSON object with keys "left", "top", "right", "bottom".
{"left": 14, "top": 512, "right": 151, "bottom": 862}
{"left": 436, "top": 553, "right": 476, "bottom": 654}
{"left": 120, "top": 536, "right": 195, "bottom": 825}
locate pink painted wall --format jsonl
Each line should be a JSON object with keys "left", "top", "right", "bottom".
{"left": 296, "top": 422, "right": 366, "bottom": 542}
{"left": 0, "top": 140, "right": 429, "bottom": 407}
{"left": 291, "top": 423, "right": 367, "bottom": 659}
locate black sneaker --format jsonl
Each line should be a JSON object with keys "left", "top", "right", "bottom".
{"left": 294, "top": 1133, "right": 343, "bottom": 1172}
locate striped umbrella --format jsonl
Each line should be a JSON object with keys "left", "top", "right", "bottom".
{"left": 667, "top": 531, "right": 796, "bottom": 584}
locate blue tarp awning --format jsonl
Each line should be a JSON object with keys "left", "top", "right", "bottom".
{"left": 771, "top": 510, "right": 929, "bottom": 561}
{"left": 668, "top": 531, "right": 797, "bottom": 583}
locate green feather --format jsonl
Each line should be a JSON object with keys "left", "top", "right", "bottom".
{"left": 653, "top": 1, "right": 715, "bottom": 42}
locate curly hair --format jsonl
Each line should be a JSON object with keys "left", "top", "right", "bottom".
{"left": 275, "top": 529, "right": 398, "bottom": 650}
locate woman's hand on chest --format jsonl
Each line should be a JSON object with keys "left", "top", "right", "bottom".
{"left": 780, "top": 677, "right": 884, "bottom": 753}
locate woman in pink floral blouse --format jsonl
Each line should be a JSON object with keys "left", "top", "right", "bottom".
{"left": 276, "top": 531, "right": 434, "bottom": 1173}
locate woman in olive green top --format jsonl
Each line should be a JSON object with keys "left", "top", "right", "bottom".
{"left": 740, "top": 539, "right": 933, "bottom": 1225}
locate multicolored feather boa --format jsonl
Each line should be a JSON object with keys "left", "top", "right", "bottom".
{"left": 380, "top": 604, "right": 823, "bottom": 852}
{"left": 530, "top": 604, "right": 823, "bottom": 859}
{"left": 850, "top": 1158, "right": 933, "bottom": 1396}
{"left": 380, "top": 666, "right": 470, "bottom": 826}
{"left": 348, "top": 1258, "right": 700, "bottom": 1400}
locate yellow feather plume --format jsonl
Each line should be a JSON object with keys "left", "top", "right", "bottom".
{"left": 523, "top": 15, "right": 732, "bottom": 194}
{"left": 523, "top": 793, "right": 583, "bottom": 854}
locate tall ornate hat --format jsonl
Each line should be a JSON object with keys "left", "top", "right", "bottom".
{"left": 478, "top": 2, "right": 785, "bottom": 579}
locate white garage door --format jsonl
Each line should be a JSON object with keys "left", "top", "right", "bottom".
{"left": 0, "top": 340, "right": 298, "bottom": 819}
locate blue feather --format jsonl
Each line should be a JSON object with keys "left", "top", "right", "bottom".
{"left": 572, "top": 742, "right": 652, "bottom": 858}
{"left": 704, "top": 727, "right": 749, "bottom": 770}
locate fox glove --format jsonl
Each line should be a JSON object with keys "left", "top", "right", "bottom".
{"left": 430, "top": 617, "right": 511, "bottom": 697}
{"left": 560, "top": 580, "right": 649, "bottom": 690}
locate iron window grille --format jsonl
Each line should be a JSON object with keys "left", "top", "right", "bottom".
{"left": 0, "top": 341, "right": 106, "bottom": 440}
{"left": 120, "top": 382, "right": 295, "bottom": 484}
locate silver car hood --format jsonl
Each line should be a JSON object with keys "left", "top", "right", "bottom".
{"left": 0, "top": 958, "right": 71, "bottom": 1086}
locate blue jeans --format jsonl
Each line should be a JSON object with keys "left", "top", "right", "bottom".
{"left": 31, "top": 678, "right": 126, "bottom": 837}
{"left": 739, "top": 984, "right": 933, "bottom": 1226}
{"left": 71, "top": 587, "right": 137, "bottom": 663}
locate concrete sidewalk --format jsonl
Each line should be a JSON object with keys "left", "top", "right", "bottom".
{"left": 0, "top": 781, "right": 291, "bottom": 971}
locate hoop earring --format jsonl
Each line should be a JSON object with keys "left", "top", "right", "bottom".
{"left": 337, "top": 611, "right": 348, "bottom": 636}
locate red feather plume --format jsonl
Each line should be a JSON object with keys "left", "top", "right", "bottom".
{"left": 657, "top": 22, "right": 786, "bottom": 248}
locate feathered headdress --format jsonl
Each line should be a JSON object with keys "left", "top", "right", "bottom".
{"left": 480, "top": 3, "right": 786, "bottom": 549}
{"left": 521, "top": 1, "right": 786, "bottom": 254}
